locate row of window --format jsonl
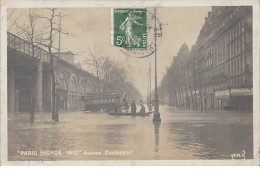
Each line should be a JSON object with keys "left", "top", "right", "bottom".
{"left": 88, "top": 99, "right": 116, "bottom": 104}
{"left": 205, "top": 50, "right": 225, "bottom": 67}
{"left": 204, "top": 54, "right": 245, "bottom": 80}
{"left": 68, "top": 95, "right": 119, "bottom": 108}
{"left": 205, "top": 18, "right": 245, "bottom": 54}
{"left": 229, "top": 54, "right": 244, "bottom": 76}
{"left": 204, "top": 17, "right": 246, "bottom": 68}
{"left": 205, "top": 33, "right": 245, "bottom": 69}
{"left": 216, "top": 51, "right": 225, "bottom": 65}
{"left": 204, "top": 64, "right": 225, "bottom": 80}
{"left": 227, "top": 35, "right": 245, "bottom": 58}
{"left": 229, "top": 75, "right": 246, "bottom": 87}
{"left": 206, "top": 86, "right": 214, "bottom": 93}
{"left": 204, "top": 75, "right": 246, "bottom": 93}
{"left": 226, "top": 19, "right": 245, "bottom": 43}
{"left": 214, "top": 82, "right": 228, "bottom": 91}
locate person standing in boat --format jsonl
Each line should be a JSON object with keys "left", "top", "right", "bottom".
{"left": 139, "top": 100, "right": 145, "bottom": 114}
{"left": 131, "top": 100, "right": 137, "bottom": 114}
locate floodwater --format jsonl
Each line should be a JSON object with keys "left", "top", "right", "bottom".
{"left": 8, "top": 106, "right": 253, "bottom": 161}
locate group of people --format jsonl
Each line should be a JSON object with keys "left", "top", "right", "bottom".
{"left": 123, "top": 96, "right": 145, "bottom": 114}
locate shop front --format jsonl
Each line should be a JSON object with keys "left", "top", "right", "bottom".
{"left": 214, "top": 89, "right": 230, "bottom": 110}
{"left": 230, "top": 88, "right": 253, "bottom": 111}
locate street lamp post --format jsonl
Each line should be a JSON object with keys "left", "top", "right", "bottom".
{"left": 153, "top": 7, "right": 161, "bottom": 123}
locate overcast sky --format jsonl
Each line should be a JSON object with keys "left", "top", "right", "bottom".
{"left": 8, "top": 7, "right": 211, "bottom": 98}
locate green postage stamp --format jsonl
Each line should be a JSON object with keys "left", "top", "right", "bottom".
{"left": 113, "top": 8, "right": 147, "bottom": 49}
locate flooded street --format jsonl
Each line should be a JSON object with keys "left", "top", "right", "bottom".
{"left": 8, "top": 106, "right": 253, "bottom": 161}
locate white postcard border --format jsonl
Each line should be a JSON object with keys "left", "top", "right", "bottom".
{"left": 1, "top": 0, "right": 259, "bottom": 166}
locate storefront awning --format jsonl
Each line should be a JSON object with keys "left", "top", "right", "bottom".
{"left": 230, "top": 88, "right": 253, "bottom": 96}
{"left": 215, "top": 90, "right": 230, "bottom": 99}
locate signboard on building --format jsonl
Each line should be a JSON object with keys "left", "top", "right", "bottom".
{"left": 230, "top": 88, "right": 253, "bottom": 96}
{"left": 215, "top": 89, "right": 230, "bottom": 99}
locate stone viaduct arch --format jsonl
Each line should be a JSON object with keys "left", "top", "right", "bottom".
{"left": 55, "top": 71, "right": 68, "bottom": 111}
{"left": 7, "top": 32, "right": 99, "bottom": 113}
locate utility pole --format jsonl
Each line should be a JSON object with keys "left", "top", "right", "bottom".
{"left": 153, "top": 7, "right": 161, "bottom": 123}
{"left": 58, "top": 12, "right": 61, "bottom": 57}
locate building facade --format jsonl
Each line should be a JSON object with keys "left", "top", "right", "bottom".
{"left": 162, "top": 6, "right": 253, "bottom": 111}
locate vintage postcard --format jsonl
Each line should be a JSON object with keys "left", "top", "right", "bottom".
{"left": 0, "top": 0, "right": 259, "bottom": 166}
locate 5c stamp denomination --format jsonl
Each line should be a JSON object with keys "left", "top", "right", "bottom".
{"left": 113, "top": 8, "right": 147, "bottom": 49}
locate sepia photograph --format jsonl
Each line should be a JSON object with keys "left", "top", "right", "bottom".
{"left": 1, "top": 0, "right": 259, "bottom": 166}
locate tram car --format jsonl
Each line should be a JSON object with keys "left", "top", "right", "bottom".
{"left": 81, "top": 92, "right": 124, "bottom": 113}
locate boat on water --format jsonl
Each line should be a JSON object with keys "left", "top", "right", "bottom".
{"left": 108, "top": 111, "right": 153, "bottom": 116}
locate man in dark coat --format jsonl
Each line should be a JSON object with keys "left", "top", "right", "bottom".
{"left": 131, "top": 100, "right": 136, "bottom": 114}
{"left": 139, "top": 100, "right": 145, "bottom": 114}
{"left": 123, "top": 95, "right": 129, "bottom": 113}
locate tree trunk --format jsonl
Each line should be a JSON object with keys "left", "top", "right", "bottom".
{"left": 96, "top": 68, "right": 100, "bottom": 92}
{"left": 177, "top": 83, "right": 182, "bottom": 107}
{"left": 194, "top": 77, "right": 198, "bottom": 110}
{"left": 198, "top": 74, "right": 203, "bottom": 111}
{"left": 189, "top": 83, "right": 194, "bottom": 110}
{"left": 188, "top": 73, "right": 194, "bottom": 110}
{"left": 49, "top": 48, "right": 56, "bottom": 120}
{"left": 30, "top": 41, "right": 36, "bottom": 123}
{"left": 173, "top": 85, "right": 178, "bottom": 107}
{"left": 30, "top": 68, "right": 36, "bottom": 123}
{"left": 184, "top": 83, "right": 190, "bottom": 109}
{"left": 51, "top": 67, "right": 56, "bottom": 119}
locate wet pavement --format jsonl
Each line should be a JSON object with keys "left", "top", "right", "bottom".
{"left": 8, "top": 106, "right": 253, "bottom": 161}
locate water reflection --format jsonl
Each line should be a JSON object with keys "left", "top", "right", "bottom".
{"left": 8, "top": 106, "right": 253, "bottom": 160}
{"left": 153, "top": 122, "right": 160, "bottom": 159}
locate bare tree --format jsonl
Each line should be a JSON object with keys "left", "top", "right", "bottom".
{"left": 101, "top": 57, "right": 114, "bottom": 92}
{"left": 84, "top": 46, "right": 105, "bottom": 92}
{"left": 102, "top": 57, "right": 113, "bottom": 83}
{"left": 102, "top": 58, "right": 127, "bottom": 93}
{"left": 7, "top": 9, "right": 19, "bottom": 32}
{"left": 110, "top": 63, "right": 127, "bottom": 93}
{"left": 28, "top": 9, "right": 37, "bottom": 123}
{"left": 36, "top": 8, "right": 69, "bottom": 120}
